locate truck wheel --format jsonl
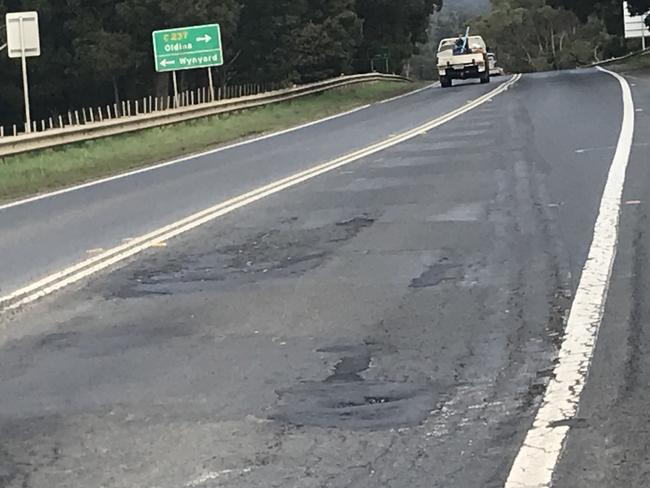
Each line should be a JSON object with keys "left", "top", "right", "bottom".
{"left": 480, "top": 71, "right": 490, "bottom": 84}
{"left": 440, "top": 76, "right": 452, "bottom": 88}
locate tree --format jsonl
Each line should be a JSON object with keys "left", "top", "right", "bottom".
{"left": 627, "top": 0, "right": 650, "bottom": 15}
{"left": 355, "top": 0, "right": 443, "bottom": 73}
{"left": 473, "top": 0, "right": 611, "bottom": 72}
{"left": 626, "top": 0, "right": 650, "bottom": 29}
{"left": 0, "top": 0, "right": 452, "bottom": 127}
{"left": 67, "top": 0, "right": 133, "bottom": 105}
{"left": 543, "top": 0, "right": 634, "bottom": 54}
{"left": 234, "top": 0, "right": 307, "bottom": 83}
{"left": 294, "top": 0, "right": 362, "bottom": 81}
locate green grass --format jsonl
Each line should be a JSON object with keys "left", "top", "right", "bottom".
{"left": 0, "top": 80, "right": 423, "bottom": 202}
{"left": 608, "top": 51, "right": 650, "bottom": 73}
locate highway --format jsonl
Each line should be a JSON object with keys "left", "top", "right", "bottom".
{"left": 0, "top": 68, "right": 648, "bottom": 487}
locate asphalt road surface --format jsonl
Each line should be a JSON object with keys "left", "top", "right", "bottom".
{"left": 0, "top": 69, "right": 647, "bottom": 487}
{"left": 0, "top": 80, "right": 488, "bottom": 298}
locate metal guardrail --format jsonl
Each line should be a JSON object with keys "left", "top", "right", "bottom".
{"left": 585, "top": 48, "right": 650, "bottom": 68}
{"left": 0, "top": 73, "right": 409, "bottom": 157}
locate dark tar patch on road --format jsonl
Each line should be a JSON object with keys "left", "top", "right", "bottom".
{"left": 110, "top": 214, "right": 376, "bottom": 298}
{"left": 410, "top": 260, "right": 464, "bottom": 288}
{"left": 272, "top": 343, "right": 438, "bottom": 430}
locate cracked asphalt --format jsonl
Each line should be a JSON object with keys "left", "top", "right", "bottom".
{"left": 1, "top": 69, "right": 647, "bottom": 487}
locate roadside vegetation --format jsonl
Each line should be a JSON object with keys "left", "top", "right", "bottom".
{"left": 409, "top": 0, "right": 650, "bottom": 78}
{"left": 0, "top": 80, "right": 421, "bottom": 202}
{"left": 0, "top": 0, "right": 442, "bottom": 129}
{"left": 608, "top": 51, "right": 650, "bottom": 73}
{"left": 469, "top": 0, "right": 650, "bottom": 73}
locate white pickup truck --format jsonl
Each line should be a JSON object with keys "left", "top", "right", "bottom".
{"left": 437, "top": 36, "right": 490, "bottom": 88}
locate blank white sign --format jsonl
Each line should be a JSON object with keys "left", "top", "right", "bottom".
{"left": 5, "top": 11, "right": 41, "bottom": 58}
{"left": 623, "top": 1, "right": 650, "bottom": 38}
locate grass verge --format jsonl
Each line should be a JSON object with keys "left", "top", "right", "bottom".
{"left": 607, "top": 50, "right": 650, "bottom": 73}
{"left": 0, "top": 80, "right": 424, "bottom": 203}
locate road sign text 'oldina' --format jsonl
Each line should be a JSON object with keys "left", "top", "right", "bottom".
{"left": 152, "top": 24, "right": 223, "bottom": 72}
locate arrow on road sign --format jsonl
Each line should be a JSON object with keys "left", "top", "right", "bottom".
{"left": 153, "top": 24, "right": 223, "bottom": 73}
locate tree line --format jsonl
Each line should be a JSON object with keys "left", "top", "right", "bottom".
{"left": 471, "top": 0, "right": 650, "bottom": 73}
{"left": 0, "top": 0, "right": 442, "bottom": 127}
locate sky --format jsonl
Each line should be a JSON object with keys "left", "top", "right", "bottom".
{"left": 445, "top": 0, "right": 491, "bottom": 11}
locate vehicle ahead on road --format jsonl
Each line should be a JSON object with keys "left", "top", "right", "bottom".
{"left": 487, "top": 52, "right": 505, "bottom": 76}
{"left": 437, "top": 35, "right": 490, "bottom": 88}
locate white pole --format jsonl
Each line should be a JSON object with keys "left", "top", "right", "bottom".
{"left": 172, "top": 71, "right": 179, "bottom": 108}
{"left": 19, "top": 17, "right": 32, "bottom": 133}
{"left": 643, "top": 35, "right": 646, "bottom": 51}
{"left": 207, "top": 67, "right": 215, "bottom": 102}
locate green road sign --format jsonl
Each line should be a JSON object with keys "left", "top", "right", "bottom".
{"left": 152, "top": 24, "right": 223, "bottom": 72}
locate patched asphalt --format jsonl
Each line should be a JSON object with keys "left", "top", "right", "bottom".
{"left": 0, "top": 70, "right": 642, "bottom": 488}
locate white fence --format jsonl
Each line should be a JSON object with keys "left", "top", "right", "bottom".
{"left": 0, "top": 82, "right": 277, "bottom": 138}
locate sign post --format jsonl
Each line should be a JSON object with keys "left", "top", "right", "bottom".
{"left": 207, "top": 67, "right": 214, "bottom": 101}
{"left": 152, "top": 24, "right": 223, "bottom": 107}
{"left": 6, "top": 12, "right": 40, "bottom": 133}
{"left": 172, "top": 71, "right": 179, "bottom": 108}
{"left": 623, "top": 1, "right": 650, "bottom": 49}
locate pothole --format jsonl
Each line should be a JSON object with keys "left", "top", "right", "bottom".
{"left": 410, "top": 261, "right": 464, "bottom": 288}
{"left": 272, "top": 381, "right": 437, "bottom": 430}
{"left": 111, "top": 214, "right": 376, "bottom": 298}
{"left": 274, "top": 342, "right": 437, "bottom": 430}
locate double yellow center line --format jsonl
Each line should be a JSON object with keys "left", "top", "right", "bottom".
{"left": 0, "top": 74, "right": 521, "bottom": 314}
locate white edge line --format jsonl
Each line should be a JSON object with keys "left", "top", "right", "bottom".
{"left": 0, "top": 105, "right": 368, "bottom": 211}
{"left": 1, "top": 75, "right": 520, "bottom": 312}
{"left": 0, "top": 81, "right": 435, "bottom": 212}
{"left": 504, "top": 67, "right": 634, "bottom": 488}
